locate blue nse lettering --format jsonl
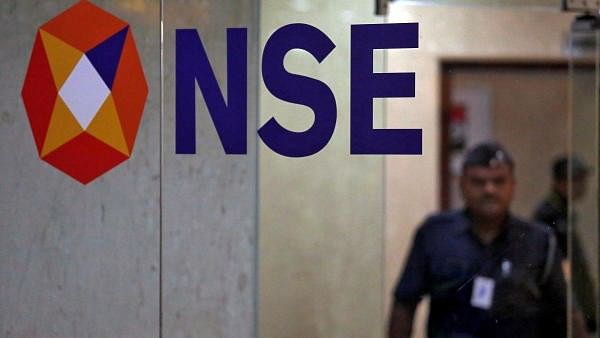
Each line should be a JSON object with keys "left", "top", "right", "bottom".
{"left": 175, "top": 23, "right": 421, "bottom": 157}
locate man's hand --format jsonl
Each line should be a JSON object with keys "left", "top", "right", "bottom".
{"left": 561, "top": 259, "right": 571, "bottom": 282}
{"left": 388, "top": 301, "right": 417, "bottom": 338}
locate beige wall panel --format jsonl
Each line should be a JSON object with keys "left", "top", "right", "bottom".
{"left": 162, "top": 1, "right": 258, "bottom": 338}
{"left": 259, "top": 1, "right": 384, "bottom": 338}
{"left": 386, "top": 4, "right": 574, "bottom": 337}
{"left": 0, "top": 1, "right": 160, "bottom": 337}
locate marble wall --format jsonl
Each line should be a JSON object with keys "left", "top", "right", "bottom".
{"left": 162, "top": 1, "right": 258, "bottom": 337}
{"left": 0, "top": 1, "right": 160, "bottom": 337}
{"left": 0, "top": 1, "right": 257, "bottom": 337}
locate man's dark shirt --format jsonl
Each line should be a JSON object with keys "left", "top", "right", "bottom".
{"left": 533, "top": 191, "right": 597, "bottom": 332}
{"left": 533, "top": 190, "right": 568, "bottom": 258}
{"left": 394, "top": 210, "right": 566, "bottom": 338}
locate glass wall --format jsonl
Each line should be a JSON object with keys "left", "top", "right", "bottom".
{"left": 2, "top": 1, "right": 598, "bottom": 338}
{"left": 569, "top": 16, "right": 599, "bottom": 337}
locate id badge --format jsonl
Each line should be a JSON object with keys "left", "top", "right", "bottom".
{"left": 471, "top": 276, "right": 495, "bottom": 310}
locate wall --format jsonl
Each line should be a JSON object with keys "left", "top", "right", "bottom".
{"left": 258, "top": 1, "right": 385, "bottom": 338}
{"left": 162, "top": 1, "right": 258, "bottom": 337}
{"left": 0, "top": 1, "right": 160, "bottom": 337}
{"left": 385, "top": 4, "right": 575, "bottom": 337}
{"left": 446, "top": 66, "right": 569, "bottom": 217}
{"left": 0, "top": 1, "right": 258, "bottom": 337}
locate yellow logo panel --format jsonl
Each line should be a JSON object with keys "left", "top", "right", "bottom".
{"left": 87, "top": 95, "right": 130, "bottom": 156}
{"left": 40, "top": 30, "right": 83, "bottom": 88}
{"left": 41, "top": 97, "right": 83, "bottom": 157}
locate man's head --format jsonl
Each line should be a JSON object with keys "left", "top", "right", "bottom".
{"left": 460, "top": 142, "right": 515, "bottom": 222}
{"left": 552, "top": 155, "right": 588, "bottom": 200}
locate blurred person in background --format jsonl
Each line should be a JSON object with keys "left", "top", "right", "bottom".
{"left": 533, "top": 155, "right": 596, "bottom": 335}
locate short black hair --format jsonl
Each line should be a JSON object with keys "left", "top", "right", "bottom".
{"left": 462, "top": 142, "right": 514, "bottom": 173}
{"left": 552, "top": 155, "right": 588, "bottom": 180}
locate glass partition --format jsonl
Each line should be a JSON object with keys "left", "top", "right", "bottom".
{"left": 568, "top": 15, "right": 599, "bottom": 338}
{"left": 4, "top": 1, "right": 599, "bottom": 338}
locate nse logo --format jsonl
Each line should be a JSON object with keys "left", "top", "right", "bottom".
{"left": 23, "top": 1, "right": 421, "bottom": 184}
{"left": 21, "top": 1, "right": 147, "bottom": 184}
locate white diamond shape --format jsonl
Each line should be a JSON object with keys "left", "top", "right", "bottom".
{"left": 59, "top": 55, "right": 110, "bottom": 130}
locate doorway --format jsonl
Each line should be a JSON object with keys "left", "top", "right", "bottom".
{"left": 440, "top": 62, "right": 569, "bottom": 216}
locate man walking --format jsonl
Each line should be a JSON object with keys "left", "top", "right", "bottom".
{"left": 388, "top": 142, "right": 566, "bottom": 338}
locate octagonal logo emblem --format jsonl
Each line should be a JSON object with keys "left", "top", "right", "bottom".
{"left": 22, "top": 0, "right": 148, "bottom": 184}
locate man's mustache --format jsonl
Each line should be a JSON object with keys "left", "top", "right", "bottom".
{"left": 480, "top": 195, "right": 499, "bottom": 202}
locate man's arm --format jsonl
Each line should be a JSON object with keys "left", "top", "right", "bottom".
{"left": 389, "top": 223, "right": 430, "bottom": 338}
{"left": 388, "top": 301, "right": 417, "bottom": 338}
{"left": 539, "top": 231, "right": 567, "bottom": 338}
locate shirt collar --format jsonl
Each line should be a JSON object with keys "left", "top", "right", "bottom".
{"left": 457, "top": 208, "right": 514, "bottom": 246}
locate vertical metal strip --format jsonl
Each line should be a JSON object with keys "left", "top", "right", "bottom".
{"left": 381, "top": 9, "right": 389, "bottom": 337}
{"left": 594, "top": 27, "right": 600, "bottom": 337}
{"left": 254, "top": 2, "right": 261, "bottom": 338}
{"left": 566, "top": 26, "right": 574, "bottom": 338}
{"left": 159, "top": 0, "right": 164, "bottom": 337}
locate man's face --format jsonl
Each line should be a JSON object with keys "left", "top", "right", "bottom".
{"left": 460, "top": 164, "right": 515, "bottom": 221}
{"left": 571, "top": 175, "right": 588, "bottom": 201}
{"left": 554, "top": 175, "right": 587, "bottom": 201}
